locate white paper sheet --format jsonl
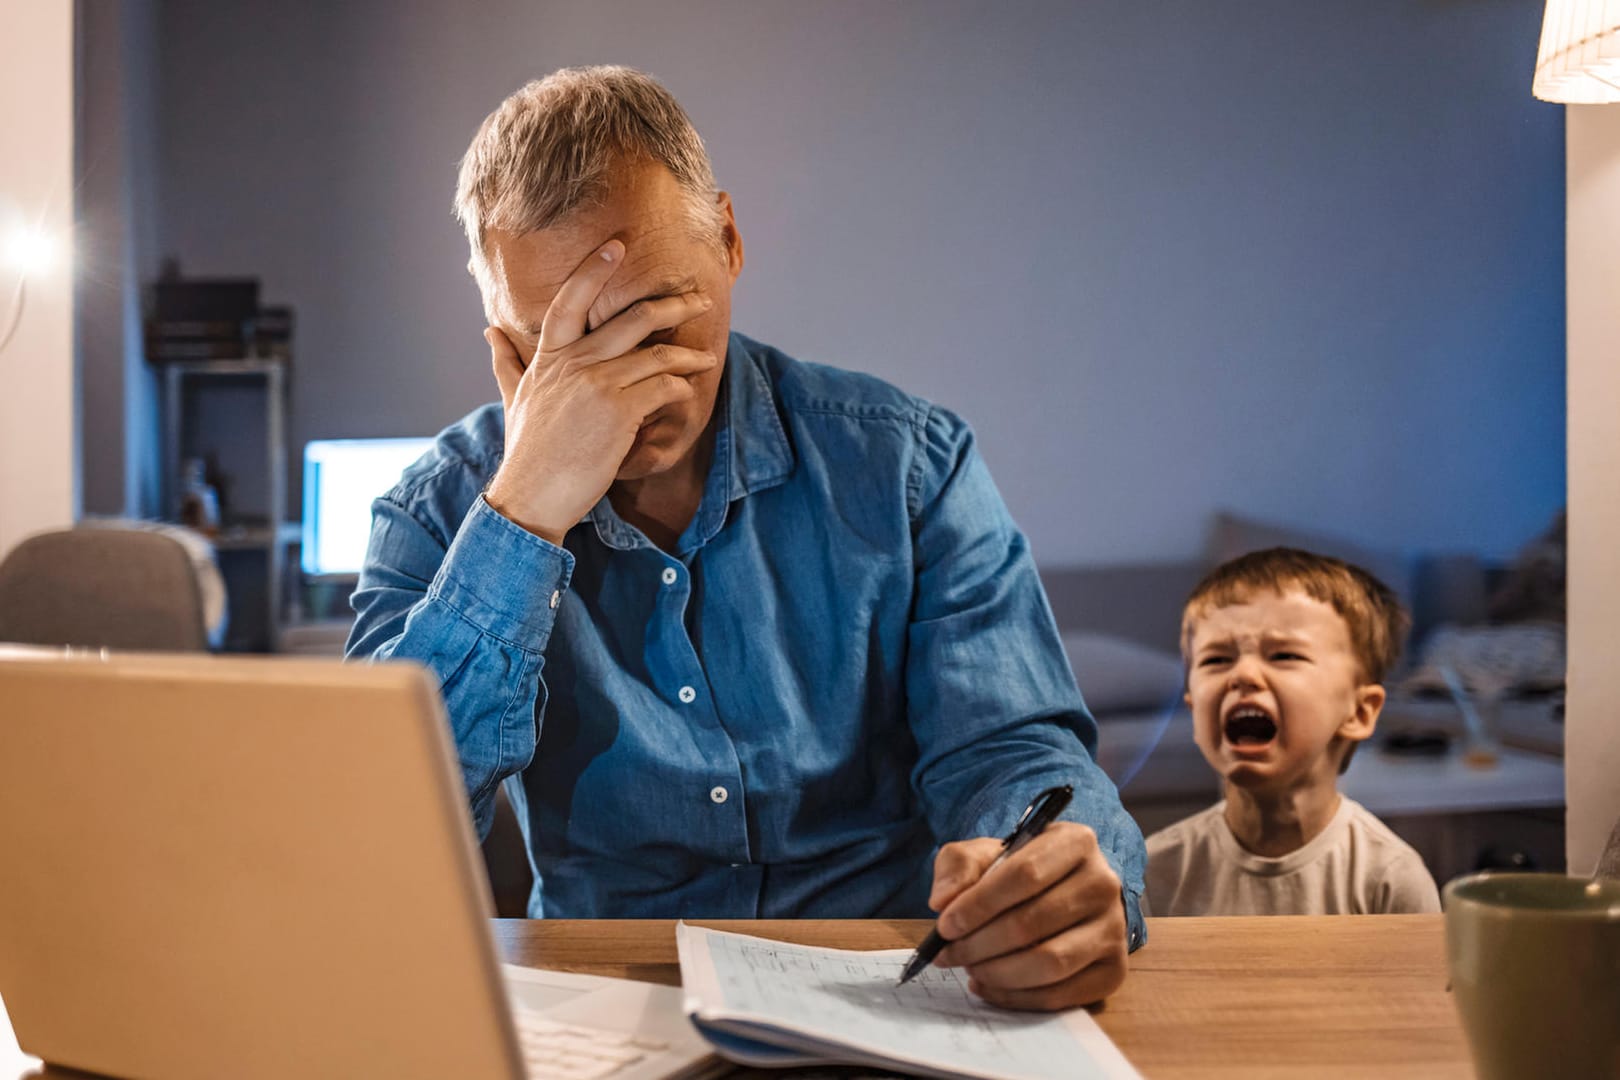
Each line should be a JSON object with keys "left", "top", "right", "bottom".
{"left": 676, "top": 923, "right": 1141, "bottom": 1080}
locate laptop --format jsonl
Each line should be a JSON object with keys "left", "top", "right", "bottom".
{"left": 0, "top": 648, "right": 721, "bottom": 1080}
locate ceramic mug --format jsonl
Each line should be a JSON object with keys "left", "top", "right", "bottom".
{"left": 1444, "top": 871, "right": 1620, "bottom": 1080}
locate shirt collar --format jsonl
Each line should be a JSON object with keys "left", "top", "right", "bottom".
{"left": 721, "top": 331, "right": 795, "bottom": 501}
{"left": 586, "top": 332, "right": 794, "bottom": 553}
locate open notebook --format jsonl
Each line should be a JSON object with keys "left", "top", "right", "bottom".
{"left": 675, "top": 923, "right": 1141, "bottom": 1080}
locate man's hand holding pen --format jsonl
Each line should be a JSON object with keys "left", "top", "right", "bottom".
{"left": 927, "top": 821, "right": 1129, "bottom": 1011}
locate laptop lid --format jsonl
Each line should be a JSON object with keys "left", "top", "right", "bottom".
{"left": 0, "top": 651, "right": 523, "bottom": 1080}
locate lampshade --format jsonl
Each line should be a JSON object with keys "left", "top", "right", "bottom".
{"left": 1534, "top": 0, "right": 1620, "bottom": 103}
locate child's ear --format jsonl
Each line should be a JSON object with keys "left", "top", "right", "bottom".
{"left": 1339, "top": 683, "right": 1386, "bottom": 744}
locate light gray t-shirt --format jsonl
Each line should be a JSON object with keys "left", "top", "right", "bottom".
{"left": 1144, "top": 796, "right": 1441, "bottom": 916}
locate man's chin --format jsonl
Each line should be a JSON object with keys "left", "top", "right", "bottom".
{"left": 614, "top": 432, "right": 686, "bottom": 481}
{"left": 614, "top": 400, "right": 719, "bottom": 482}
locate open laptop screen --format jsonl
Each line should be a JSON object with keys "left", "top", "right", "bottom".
{"left": 0, "top": 652, "right": 523, "bottom": 1079}
{"left": 301, "top": 437, "right": 434, "bottom": 577}
{"left": 0, "top": 651, "right": 716, "bottom": 1080}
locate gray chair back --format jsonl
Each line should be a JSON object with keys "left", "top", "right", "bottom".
{"left": 1598, "top": 816, "right": 1620, "bottom": 881}
{"left": 0, "top": 528, "right": 208, "bottom": 652}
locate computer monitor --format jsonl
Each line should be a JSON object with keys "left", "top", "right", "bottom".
{"left": 301, "top": 437, "right": 434, "bottom": 577}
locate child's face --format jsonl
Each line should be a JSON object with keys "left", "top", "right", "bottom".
{"left": 1183, "top": 588, "right": 1383, "bottom": 795}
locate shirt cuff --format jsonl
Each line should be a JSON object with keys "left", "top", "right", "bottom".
{"left": 1123, "top": 884, "right": 1147, "bottom": 952}
{"left": 428, "top": 495, "right": 575, "bottom": 647}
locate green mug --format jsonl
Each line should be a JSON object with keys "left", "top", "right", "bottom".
{"left": 1444, "top": 872, "right": 1620, "bottom": 1080}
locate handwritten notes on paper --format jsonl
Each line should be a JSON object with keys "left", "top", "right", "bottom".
{"left": 676, "top": 923, "right": 1141, "bottom": 1080}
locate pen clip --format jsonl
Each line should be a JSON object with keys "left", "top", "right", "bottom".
{"left": 1001, "top": 784, "right": 1073, "bottom": 847}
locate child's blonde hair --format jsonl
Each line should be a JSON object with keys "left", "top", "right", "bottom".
{"left": 1181, "top": 547, "right": 1409, "bottom": 682}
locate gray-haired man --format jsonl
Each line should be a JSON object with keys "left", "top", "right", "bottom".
{"left": 349, "top": 66, "right": 1146, "bottom": 1010}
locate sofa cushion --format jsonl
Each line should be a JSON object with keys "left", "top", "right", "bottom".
{"left": 1064, "top": 631, "right": 1186, "bottom": 715}
{"left": 1206, "top": 510, "right": 1412, "bottom": 602}
{"left": 1090, "top": 707, "right": 1217, "bottom": 801}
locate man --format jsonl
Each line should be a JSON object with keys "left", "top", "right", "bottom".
{"left": 349, "top": 66, "right": 1145, "bottom": 1010}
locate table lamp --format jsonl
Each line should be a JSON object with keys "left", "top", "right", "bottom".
{"left": 1534, "top": 0, "right": 1620, "bottom": 103}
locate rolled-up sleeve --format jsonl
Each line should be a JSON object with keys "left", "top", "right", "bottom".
{"left": 903, "top": 405, "right": 1148, "bottom": 950}
{"left": 347, "top": 492, "right": 572, "bottom": 838}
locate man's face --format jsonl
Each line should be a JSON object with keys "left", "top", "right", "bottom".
{"left": 481, "top": 160, "right": 743, "bottom": 482}
{"left": 1183, "top": 588, "right": 1378, "bottom": 795}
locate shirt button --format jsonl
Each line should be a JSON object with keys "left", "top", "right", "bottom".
{"left": 548, "top": 590, "right": 560, "bottom": 609}
{"left": 661, "top": 567, "right": 678, "bottom": 585}
{"left": 678, "top": 685, "right": 697, "bottom": 704}
{"left": 710, "top": 786, "right": 729, "bottom": 804}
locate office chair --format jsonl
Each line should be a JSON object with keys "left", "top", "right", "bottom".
{"left": 0, "top": 527, "right": 209, "bottom": 652}
{"left": 1599, "top": 816, "right": 1620, "bottom": 880}
{"left": 485, "top": 783, "right": 534, "bottom": 917}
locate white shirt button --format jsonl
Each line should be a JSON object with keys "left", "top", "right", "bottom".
{"left": 710, "top": 786, "right": 729, "bottom": 804}
{"left": 549, "top": 590, "right": 560, "bottom": 609}
{"left": 678, "top": 685, "right": 697, "bottom": 704}
{"left": 661, "top": 567, "right": 678, "bottom": 585}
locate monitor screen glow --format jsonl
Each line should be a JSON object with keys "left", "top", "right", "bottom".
{"left": 301, "top": 438, "right": 434, "bottom": 577}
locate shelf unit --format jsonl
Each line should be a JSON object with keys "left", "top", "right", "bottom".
{"left": 159, "top": 357, "right": 290, "bottom": 651}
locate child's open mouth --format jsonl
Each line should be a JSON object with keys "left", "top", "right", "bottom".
{"left": 1223, "top": 706, "right": 1278, "bottom": 750}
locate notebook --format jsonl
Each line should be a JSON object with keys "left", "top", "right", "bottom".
{"left": 677, "top": 922, "right": 1142, "bottom": 1080}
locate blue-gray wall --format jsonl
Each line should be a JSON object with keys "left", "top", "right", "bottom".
{"left": 144, "top": 0, "right": 1566, "bottom": 566}
{"left": 77, "top": 0, "right": 164, "bottom": 521}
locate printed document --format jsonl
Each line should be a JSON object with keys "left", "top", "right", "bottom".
{"left": 675, "top": 923, "right": 1141, "bottom": 1080}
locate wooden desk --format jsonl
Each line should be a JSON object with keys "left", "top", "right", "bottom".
{"left": 499, "top": 916, "right": 1475, "bottom": 1079}
{"left": 1, "top": 916, "right": 1472, "bottom": 1079}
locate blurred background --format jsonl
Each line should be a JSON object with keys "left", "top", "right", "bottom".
{"left": 73, "top": 0, "right": 1565, "bottom": 567}
{"left": 6, "top": 0, "right": 1615, "bottom": 885}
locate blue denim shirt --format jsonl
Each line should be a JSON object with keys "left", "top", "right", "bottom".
{"left": 349, "top": 332, "right": 1145, "bottom": 946}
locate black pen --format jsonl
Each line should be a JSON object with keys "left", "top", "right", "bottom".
{"left": 897, "top": 783, "right": 1075, "bottom": 986}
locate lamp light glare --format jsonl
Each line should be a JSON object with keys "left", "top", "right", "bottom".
{"left": 3, "top": 224, "right": 60, "bottom": 275}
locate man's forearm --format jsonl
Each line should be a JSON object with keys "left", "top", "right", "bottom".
{"left": 348, "top": 494, "right": 570, "bottom": 836}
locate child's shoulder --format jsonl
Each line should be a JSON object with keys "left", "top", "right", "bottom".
{"left": 1338, "top": 798, "right": 1423, "bottom": 860}
{"left": 1338, "top": 798, "right": 1443, "bottom": 913}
